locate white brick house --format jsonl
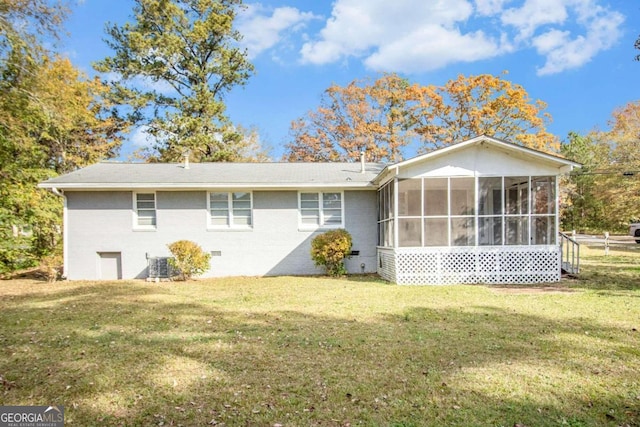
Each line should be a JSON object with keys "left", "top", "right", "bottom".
{"left": 40, "top": 136, "right": 579, "bottom": 284}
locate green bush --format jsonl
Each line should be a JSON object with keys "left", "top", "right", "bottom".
{"left": 167, "top": 240, "right": 211, "bottom": 281}
{"left": 311, "top": 229, "right": 352, "bottom": 276}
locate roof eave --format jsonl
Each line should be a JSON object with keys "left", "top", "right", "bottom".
{"left": 38, "top": 182, "right": 378, "bottom": 190}
{"left": 378, "top": 136, "right": 580, "bottom": 176}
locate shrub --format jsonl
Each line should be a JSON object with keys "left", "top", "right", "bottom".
{"left": 311, "top": 229, "right": 352, "bottom": 276}
{"left": 167, "top": 240, "right": 211, "bottom": 281}
{"left": 40, "top": 253, "right": 63, "bottom": 282}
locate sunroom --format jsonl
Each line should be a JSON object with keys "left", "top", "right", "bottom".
{"left": 375, "top": 136, "right": 580, "bottom": 285}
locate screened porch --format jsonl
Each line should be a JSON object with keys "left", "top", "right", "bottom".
{"left": 376, "top": 175, "right": 562, "bottom": 284}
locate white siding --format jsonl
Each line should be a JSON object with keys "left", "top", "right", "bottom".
{"left": 395, "top": 144, "right": 568, "bottom": 180}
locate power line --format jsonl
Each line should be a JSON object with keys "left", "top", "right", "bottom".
{"left": 570, "top": 170, "right": 640, "bottom": 176}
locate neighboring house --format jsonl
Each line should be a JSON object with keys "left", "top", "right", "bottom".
{"left": 39, "top": 135, "right": 580, "bottom": 284}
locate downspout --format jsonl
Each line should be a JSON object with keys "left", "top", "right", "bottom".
{"left": 51, "top": 187, "right": 68, "bottom": 279}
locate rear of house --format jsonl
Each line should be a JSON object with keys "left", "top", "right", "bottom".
{"left": 40, "top": 136, "right": 579, "bottom": 284}
{"left": 42, "top": 162, "right": 382, "bottom": 280}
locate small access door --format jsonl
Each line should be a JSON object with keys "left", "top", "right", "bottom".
{"left": 98, "top": 252, "right": 122, "bottom": 280}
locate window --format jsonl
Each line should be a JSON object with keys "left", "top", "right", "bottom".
{"left": 299, "top": 192, "right": 343, "bottom": 228}
{"left": 134, "top": 193, "right": 156, "bottom": 228}
{"left": 208, "top": 192, "right": 252, "bottom": 228}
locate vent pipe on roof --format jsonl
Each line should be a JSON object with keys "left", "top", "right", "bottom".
{"left": 360, "top": 151, "right": 366, "bottom": 174}
{"left": 182, "top": 150, "right": 190, "bottom": 169}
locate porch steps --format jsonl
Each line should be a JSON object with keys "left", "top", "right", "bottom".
{"left": 559, "top": 232, "right": 580, "bottom": 276}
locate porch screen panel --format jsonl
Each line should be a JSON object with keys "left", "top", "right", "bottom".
{"left": 398, "top": 179, "right": 422, "bottom": 247}
{"left": 399, "top": 218, "right": 421, "bottom": 247}
{"left": 424, "top": 218, "right": 448, "bottom": 246}
{"left": 531, "top": 176, "right": 556, "bottom": 244}
{"left": 479, "top": 177, "right": 502, "bottom": 245}
{"left": 450, "top": 178, "right": 475, "bottom": 246}
{"left": 377, "top": 182, "right": 394, "bottom": 247}
{"left": 505, "top": 177, "right": 529, "bottom": 245}
{"left": 398, "top": 179, "right": 421, "bottom": 216}
{"left": 424, "top": 178, "right": 448, "bottom": 246}
{"left": 424, "top": 178, "right": 448, "bottom": 216}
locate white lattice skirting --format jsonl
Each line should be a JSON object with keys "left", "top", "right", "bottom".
{"left": 377, "top": 246, "right": 561, "bottom": 285}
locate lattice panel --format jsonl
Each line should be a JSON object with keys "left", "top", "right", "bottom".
{"left": 383, "top": 246, "right": 561, "bottom": 285}
{"left": 404, "top": 252, "right": 440, "bottom": 275}
{"left": 478, "top": 251, "right": 499, "bottom": 272}
{"left": 500, "top": 251, "right": 533, "bottom": 273}
{"left": 377, "top": 249, "right": 396, "bottom": 283}
{"left": 442, "top": 252, "right": 476, "bottom": 274}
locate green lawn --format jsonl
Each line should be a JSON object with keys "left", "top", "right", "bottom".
{"left": 1, "top": 249, "right": 639, "bottom": 426}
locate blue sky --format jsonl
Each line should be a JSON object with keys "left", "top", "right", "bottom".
{"left": 61, "top": 0, "right": 639, "bottom": 160}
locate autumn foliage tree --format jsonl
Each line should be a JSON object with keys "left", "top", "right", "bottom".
{"left": 0, "top": 1, "right": 128, "bottom": 274}
{"left": 560, "top": 132, "right": 610, "bottom": 231}
{"left": 407, "top": 73, "right": 558, "bottom": 153}
{"left": 285, "top": 74, "right": 416, "bottom": 162}
{"left": 285, "top": 73, "right": 558, "bottom": 162}
{"left": 562, "top": 101, "right": 640, "bottom": 232}
{"left": 597, "top": 101, "right": 640, "bottom": 226}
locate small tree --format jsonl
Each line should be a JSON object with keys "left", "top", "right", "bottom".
{"left": 167, "top": 240, "right": 211, "bottom": 281}
{"left": 311, "top": 229, "right": 352, "bottom": 277}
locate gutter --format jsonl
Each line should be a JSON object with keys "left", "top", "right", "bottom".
{"left": 49, "top": 187, "right": 68, "bottom": 280}
{"left": 38, "top": 182, "right": 380, "bottom": 190}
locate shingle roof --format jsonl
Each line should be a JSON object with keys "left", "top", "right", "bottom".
{"left": 39, "top": 136, "right": 581, "bottom": 191}
{"left": 39, "top": 161, "right": 386, "bottom": 190}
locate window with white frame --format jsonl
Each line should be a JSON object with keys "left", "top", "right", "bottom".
{"left": 134, "top": 192, "right": 156, "bottom": 228}
{"left": 299, "top": 192, "right": 343, "bottom": 228}
{"left": 208, "top": 192, "right": 252, "bottom": 228}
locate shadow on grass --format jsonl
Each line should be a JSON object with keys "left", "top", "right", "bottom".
{"left": 573, "top": 251, "right": 640, "bottom": 292}
{"left": 0, "top": 280, "right": 638, "bottom": 426}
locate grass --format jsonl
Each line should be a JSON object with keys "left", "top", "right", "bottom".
{"left": 0, "top": 250, "right": 639, "bottom": 426}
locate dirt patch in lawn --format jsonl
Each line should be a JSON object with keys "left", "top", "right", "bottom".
{"left": 488, "top": 284, "right": 578, "bottom": 294}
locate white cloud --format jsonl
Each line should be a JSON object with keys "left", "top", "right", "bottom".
{"left": 533, "top": 7, "right": 624, "bottom": 75}
{"left": 501, "top": 0, "right": 569, "bottom": 40}
{"left": 474, "top": 0, "right": 511, "bottom": 16}
{"left": 130, "top": 126, "right": 155, "bottom": 148}
{"left": 364, "top": 26, "right": 502, "bottom": 73}
{"left": 297, "top": 0, "right": 625, "bottom": 76}
{"left": 237, "top": 4, "right": 318, "bottom": 59}
{"left": 300, "top": 0, "right": 508, "bottom": 70}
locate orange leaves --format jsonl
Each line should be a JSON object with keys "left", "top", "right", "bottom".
{"left": 285, "top": 72, "right": 559, "bottom": 162}
{"left": 285, "top": 74, "right": 416, "bottom": 162}
{"left": 411, "top": 73, "right": 558, "bottom": 153}
{"left": 30, "top": 56, "right": 127, "bottom": 173}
